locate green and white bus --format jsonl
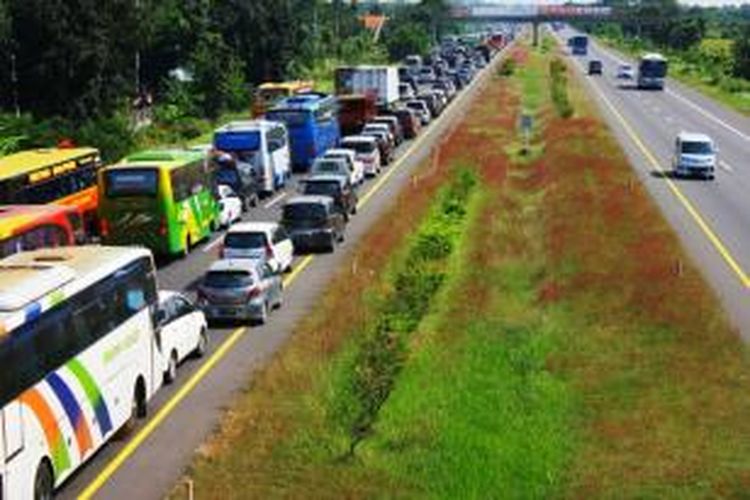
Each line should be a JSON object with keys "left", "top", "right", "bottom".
{"left": 0, "top": 246, "right": 160, "bottom": 498}
{"left": 98, "top": 150, "right": 219, "bottom": 256}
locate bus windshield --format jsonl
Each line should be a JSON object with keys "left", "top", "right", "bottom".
{"left": 105, "top": 169, "right": 158, "bottom": 197}
{"left": 640, "top": 60, "right": 667, "bottom": 78}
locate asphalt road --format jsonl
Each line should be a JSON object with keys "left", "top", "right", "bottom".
{"left": 554, "top": 27, "right": 750, "bottom": 339}
{"left": 57, "top": 45, "right": 510, "bottom": 500}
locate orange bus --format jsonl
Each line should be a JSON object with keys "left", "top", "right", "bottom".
{"left": 0, "top": 147, "right": 102, "bottom": 234}
{"left": 252, "top": 80, "right": 315, "bottom": 116}
{"left": 0, "top": 204, "right": 82, "bottom": 259}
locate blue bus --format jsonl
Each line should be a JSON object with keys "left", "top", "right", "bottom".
{"left": 266, "top": 92, "right": 340, "bottom": 171}
{"left": 569, "top": 35, "right": 589, "bottom": 56}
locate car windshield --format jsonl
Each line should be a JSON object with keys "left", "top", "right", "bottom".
{"left": 342, "top": 141, "right": 375, "bottom": 154}
{"left": 203, "top": 270, "right": 254, "bottom": 289}
{"left": 313, "top": 160, "right": 345, "bottom": 173}
{"left": 105, "top": 168, "right": 158, "bottom": 198}
{"left": 303, "top": 181, "right": 340, "bottom": 197}
{"left": 283, "top": 203, "right": 327, "bottom": 221}
{"left": 224, "top": 232, "right": 267, "bottom": 249}
{"left": 682, "top": 141, "right": 713, "bottom": 154}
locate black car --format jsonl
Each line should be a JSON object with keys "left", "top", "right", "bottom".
{"left": 300, "top": 174, "right": 358, "bottom": 219}
{"left": 281, "top": 195, "right": 346, "bottom": 253}
{"left": 212, "top": 156, "right": 260, "bottom": 210}
{"left": 588, "top": 60, "right": 603, "bottom": 76}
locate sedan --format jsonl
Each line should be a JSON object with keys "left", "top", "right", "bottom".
{"left": 157, "top": 291, "right": 209, "bottom": 384}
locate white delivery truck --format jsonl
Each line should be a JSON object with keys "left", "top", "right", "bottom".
{"left": 334, "top": 65, "right": 400, "bottom": 108}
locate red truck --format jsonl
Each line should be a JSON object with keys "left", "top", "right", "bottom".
{"left": 337, "top": 93, "right": 377, "bottom": 136}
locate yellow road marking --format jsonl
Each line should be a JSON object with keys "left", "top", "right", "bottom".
{"left": 582, "top": 66, "right": 750, "bottom": 289}
{"left": 79, "top": 46, "right": 507, "bottom": 500}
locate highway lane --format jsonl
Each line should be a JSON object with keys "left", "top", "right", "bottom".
{"left": 57, "top": 44, "right": 509, "bottom": 500}
{"left": 554, "top": 27, "right": 750, "bottom": 338}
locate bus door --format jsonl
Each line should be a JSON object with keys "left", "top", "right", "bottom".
{"left": 2, "top": 400, "right": 25, "bottom": 492}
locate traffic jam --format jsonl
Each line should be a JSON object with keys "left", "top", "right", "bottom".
{"left": 0, "top": 31, "right": 509, "bottom": 498}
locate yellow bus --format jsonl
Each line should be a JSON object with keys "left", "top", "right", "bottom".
{"left": 252, "top": 80, "right": 314, "bottom": 117}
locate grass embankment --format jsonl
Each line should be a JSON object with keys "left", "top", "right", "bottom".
{"left": 174, "top": 39, "right": 750, "bottom": 499}
{"left": 595, "top": 35, "right": 750, "bottom": 116}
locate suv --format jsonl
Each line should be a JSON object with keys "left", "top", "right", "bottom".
{"left": 588, "top": 60, "right": 603, "bottom": 76}
{"left": 340, "top": 136, "right": 381, "bottom": 176}
{"left": 221, "top": 221, "right": 294, "bottom": 272}
{"left": 405, "top": 99, "right": 432, "bottom": 126}
{"left": 322, "top": 148, "right": 365, "bottom": 186}
{"left": 310, "top": 157, "right": 352, "bottom": 181}
{"left": 197, "top": 258, "right": 283, "bottom": 325}
{"left": 372, "top": 116, "right": 404, "bottom": 146}
{"left": 281, "top": 195, "right": 346, "bottom": 252}
{"left": 673, "top": 132, "right": 717, "bottom": 180}
{"left": 388, "top": 108, "right": 421, "bottom": 139}
{"left": 301, "top": 175, "right": 358, "bottom": 219}
{"left": 361, "top": 128, "right": 394, "bottom": 166}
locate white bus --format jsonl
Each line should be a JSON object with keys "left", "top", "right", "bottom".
{"left": 0, "top": 246, "right": 161, "bottom": 499}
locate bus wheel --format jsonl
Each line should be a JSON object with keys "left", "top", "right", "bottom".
{"left": 34, "top": 460, "right": 54, "bottom": 500}
{"left": 181, "top": 235, "right": 192, "bottom": 258}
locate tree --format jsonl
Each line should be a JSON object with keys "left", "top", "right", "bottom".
{"left": 733, "top": 24, "right": 750, "bottom": 80}
{"left": 384, "top": 23, "right": 430, "bottom": 61}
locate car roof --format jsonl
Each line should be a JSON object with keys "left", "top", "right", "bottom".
{"left": 678, "top": 131, "right": 712, "bottom": 142}
{"left": 341, "top": 135, "right": 376, "bottom": 143}
{"left": 285, "top": 195, "right": 333, "bottom": 206}
{"left": 159, "top": 290, "right": 182, "bottom": 302}
{"left": 227, "top": 221, "right": 278, "bottom": 234}
{"left": 324, "top": 148, "right": 355, "bottom": 157}
{"left": 207, "top": 259, "right": 259, "bottom": 273}
{"left": 313, "top": 157, "right": 346, "bottom": 165}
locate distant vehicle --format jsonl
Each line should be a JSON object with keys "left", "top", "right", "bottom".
{"left": 569, "top": 35, "right": 589, "bottom": 56}
{"left": 310, "top": 157, "right": 352, "bottom": 181}
{"left": 588, "top": 60, "right": 603, "bottom": 76}
{"left": 387, "top": 108, "right": 421, "bottom": 140}
{"left": 157, "top": 291, "right": 208, "bottom": 384}
{"left": 404, "top": 55, "right": 423, "bottom": 73}
{"left": 361, "top": 128, "right": 395, "bottom": 165}
{"left": 99, "top": 149, "right": 219, "bottom": 256}
{"left": 0, "top": 147, "right": 103, "bottom": 235}
{"left": 418, "top": 92, "right": 443, "bottom": 118}
{"left": 340, "top": 136, "right": 382, "bottom": 176}
{"left": 301, "top": 175, "right": 358, "bottom": 219}
{"left": 322, "top": 148, "right": 365, "bottom": 186}
{"left": 198, "top": 258, "right": 283, "bottom": 325}
{"left": 399, "top": 82, "right": 416, "bottom": 100}
{"left": 251, "top": 80, "right": 314, "bottom": 117}
{"left": 0, "top": 246, "right": 159, "bottom": 499}
{"left": 213, "top": 120, "right": 291, "bottom": 194}
{"left": 372, "top": 115, "right": 404, "bottom": 146}
{"left": 215, "top": 185, "right": 243, "bottom": 228}
{"left": 267, "top": 92, "right": 340, "bottom": 171}
{"left": 405, "top": 99, "right": 432, "bottom": 126}
{"left": 673, "top": 132, "right": 717, "bottom": 180}
{"left": 616, "top": 64, "right": 635, "bottom": 80}
{"left": 418, "top": 66, "right": 437, "bottom": 82}
{"left": 281, "top": 195, "right": 346, "bottom": 253}
{"left": 363, "top": 122, "right": 395, "bottom": 148}
{"left": 221, "top": 221, "right": 294, "bottom": 272}
{"left": 334, "top": 66, "right": 400, "bottom": 107}
{"left": 638, "top": 53, "right": 668, "bottom": 90}
{"left": 337, "top": 94, "right": 377, "bottom": 136}
{"left": 0, "top": 204, "right": 83, "bottom": 259}
{"left": 211, "top": 152, "right": 260, "bottom": 211}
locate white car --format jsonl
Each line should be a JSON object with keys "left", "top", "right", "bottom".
{"left": 673, "top": 131, "right": 717, "bottom": 180}
{"left": 157, "top": 291, "right": 209, "bottom": 384}
{"left": 362, "top": 123, "right": 395, "bottom": 148}
{"left": 340, "top": 136, "right": 382, "bottom": 176}
{"left": 221, "top": 221, "right": 295, "bottom": 272}
{"left": 322, "top": 149, "right": 365, "bottom": 186}
{"left": 616, "top": 64, "right": 635, "bottom": 80}
{"left": 216, "top": 184, "right": 243, "bottom": 228}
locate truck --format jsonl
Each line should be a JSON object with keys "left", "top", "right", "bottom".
{"left": 334, "top": 65, "right": 400, "bottom": 108}
{"left": 569, "top": 35, "right": 589, "bottom": 56}
{"left": 337, "top": 94, "right": 378, "bottom": 136}
{"left": 638, "top": 53, "right": 668, "bottom": 90}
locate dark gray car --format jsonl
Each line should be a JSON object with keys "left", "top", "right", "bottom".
{"left": 301, "top": 174, "right": 358, "bottom": 219}
{"left": 281, "top": 195, "right": 346, "bottom": 253}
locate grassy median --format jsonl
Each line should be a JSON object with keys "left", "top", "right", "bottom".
{"left": 173, "top": 40, "right": 750, "bottom": 499}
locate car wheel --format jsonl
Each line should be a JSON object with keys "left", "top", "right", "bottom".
{"left": 256, "top": 302, "right": 269, "bottom": 325}
{"left": 34, "top": 460, "right": 54, "bottom": 500}
{"left": 195, "top": 328, "right": 208, "bottom": 358}
{"left": 338, "top": 230, "right": 345, "bottom": 243}
{"left": 328, "top": 234, "right": 337, "bottom": 253}
{"left": 164, "top": 351, "right": 178, "bottom": 384}
{"left": 274, "top": 292, "right": 283, "bottom": 310}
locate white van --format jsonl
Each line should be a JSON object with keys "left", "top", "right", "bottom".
{"left": 214, "top": 120, "right": 292, "bottom": 194}
{"left": 673, "top": 132, "right": 717, "bottom": 180}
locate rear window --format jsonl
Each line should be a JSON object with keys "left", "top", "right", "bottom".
{"left": 283, "top": 203, "right": 327, "bottom": 220}
{"left": 313, "top": 160, "right": 345, "bottom": 173}
{"left": 303, "top": 181, "right": 340, "bottom": 197}
{"left": 105, "top": 169, "right": 158, "bottom": 197}
{"left": 342, "top": 141, "right": 375, "bottom": 154}
{"left": 224, "top": 231, "right": 267, "bottom": 249}
{"left": 204, "top": 270, "right": 254, "bottom": 288}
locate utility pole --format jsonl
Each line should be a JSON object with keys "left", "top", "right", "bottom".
{"left": 10, "top": 51, "right": 19, "bottom": 117}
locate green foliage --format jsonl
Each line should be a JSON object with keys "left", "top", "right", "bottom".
{"left": 498, "top": 58, "right": 517, "bottom": 77}
{"left": 732, "top": 24, "right": 750, "bottom": 79}
{"left": 383, "top": 23, "right": 431, "bottom": 61}
{"left": 550, "top": 59, "right": 574, "bottom": 119}
{"left": 332, "top": 170, "right": 477, "bottom": 456}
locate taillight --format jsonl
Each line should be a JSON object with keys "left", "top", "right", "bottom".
{"left": 247, "top": 287, "right": 262, "bottom": 299}
{"left": 158, "top": 216, "right": 167, "bottom": 236}
{"left": 100, "top": 217, "right": 109, "bottom": 237}
{"left": 265, "top": 242, "right": 274, "bottom": 259}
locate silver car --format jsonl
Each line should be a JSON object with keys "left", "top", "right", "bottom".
{"left": 197, "top": 258, "right": 283, "bottom": 325}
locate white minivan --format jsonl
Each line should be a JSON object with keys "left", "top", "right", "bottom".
{"left": 673, "top": 131, "right": 717, "bottom": 180}
{"left": 221, "top": 221, "right": 295, "bottom": 272}
{"left": 214, "top": 120, "right": 291, "bottom": 194}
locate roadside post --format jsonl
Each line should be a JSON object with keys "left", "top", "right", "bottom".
{"left": 520, "top": 113, "right": 533, "bottom": 155}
